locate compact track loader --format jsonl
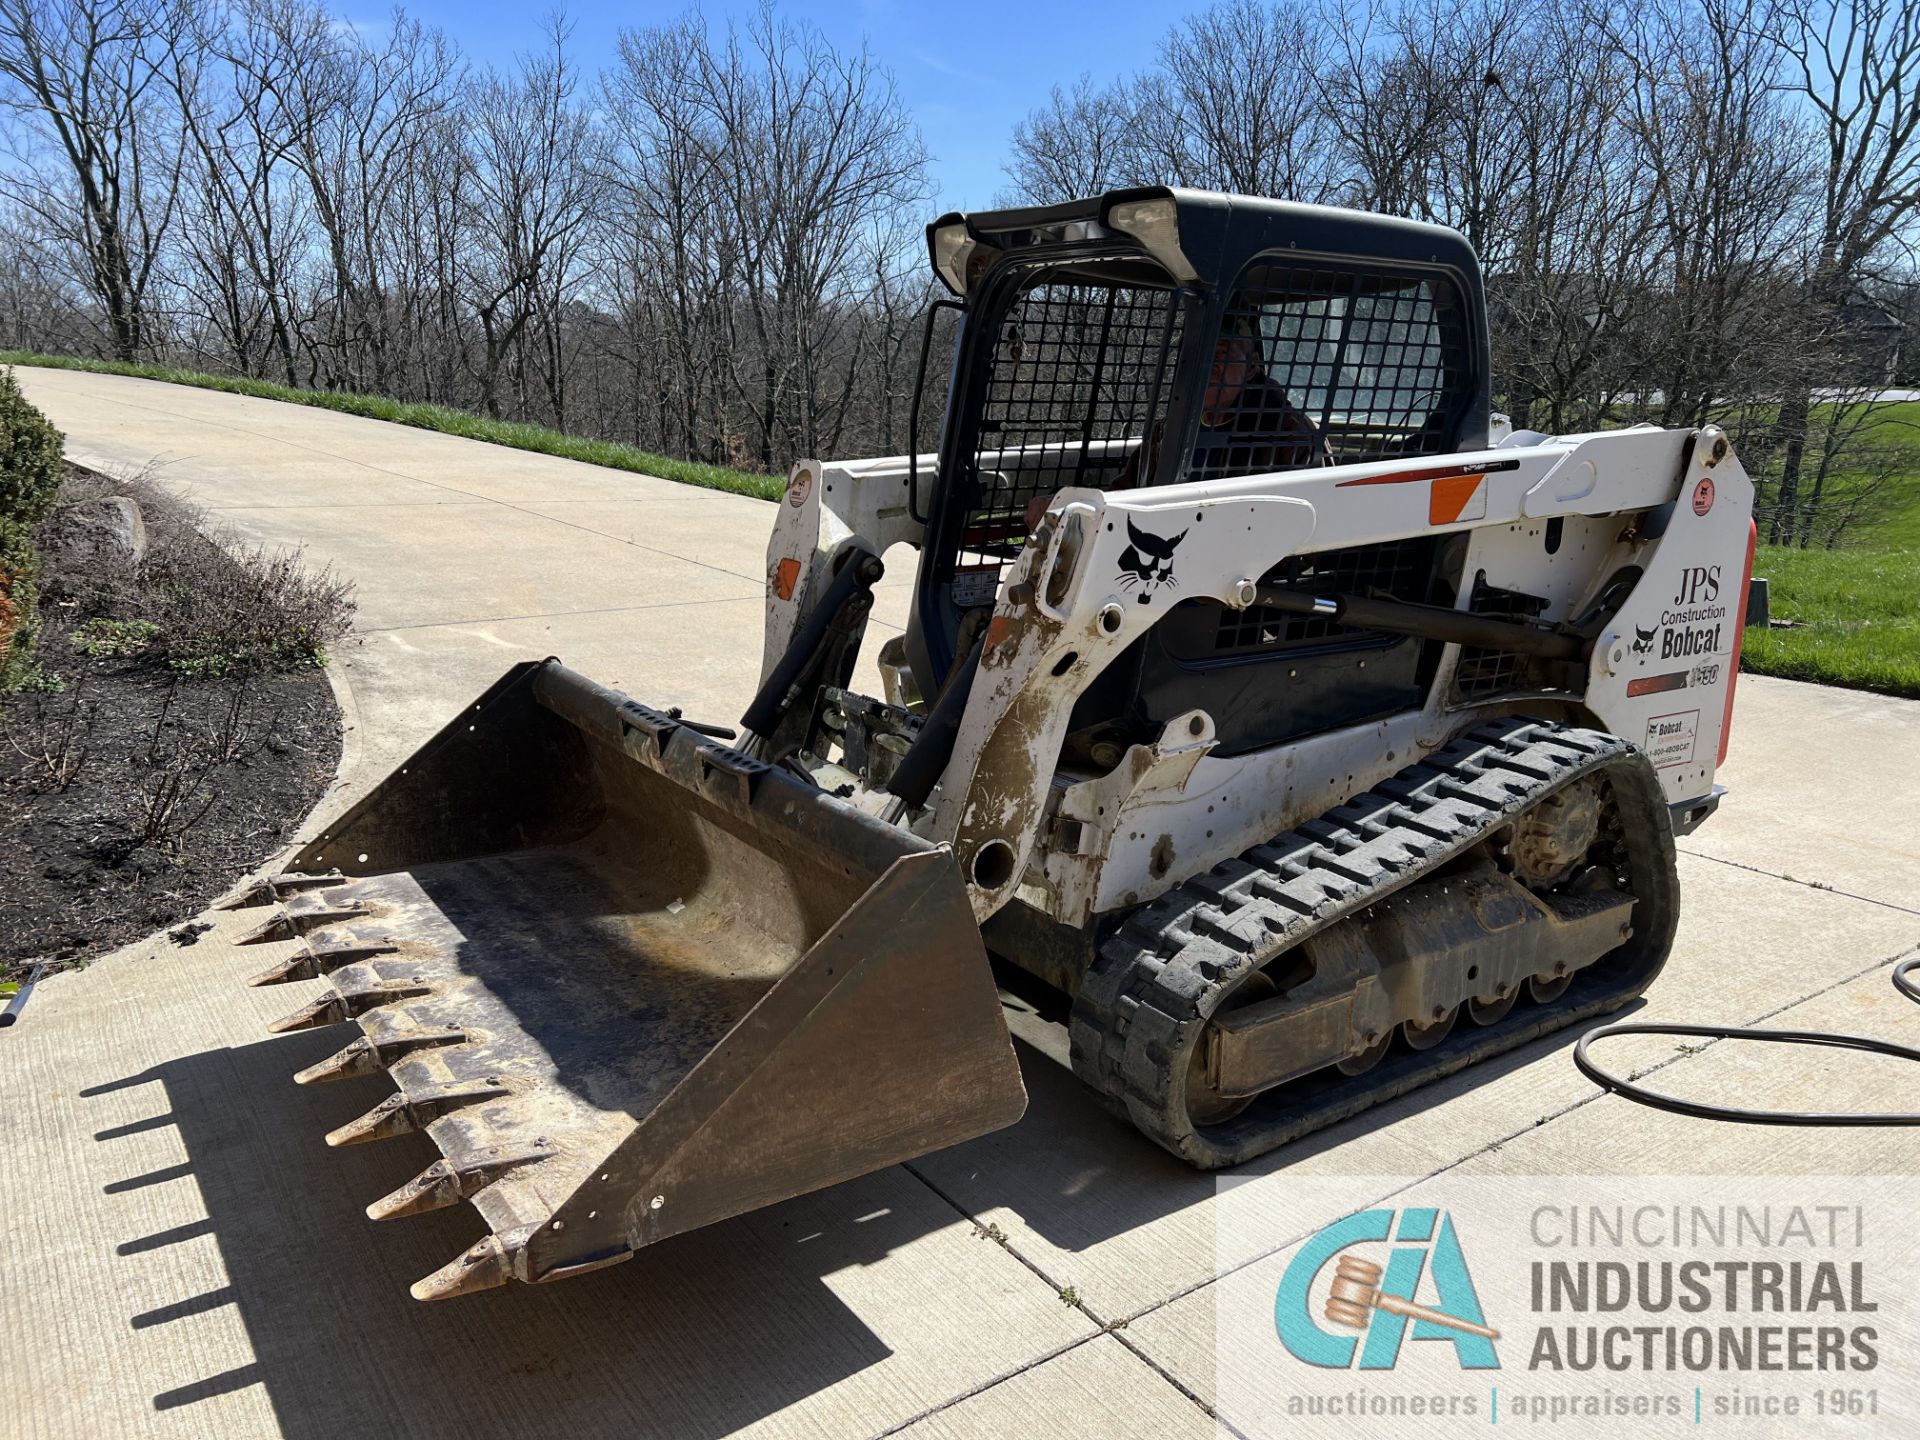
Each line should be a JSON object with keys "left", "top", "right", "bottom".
{"left": 231, "top": 189, "right": 1755, "bottom": 1299}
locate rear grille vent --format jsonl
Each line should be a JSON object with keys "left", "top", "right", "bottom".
{"left": 1213, "top": 537, "right": 1441, "bottom": 657}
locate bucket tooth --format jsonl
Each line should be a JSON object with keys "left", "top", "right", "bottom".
{"left": 219, "top": 871, "right": 346, "bottom": 910}
{"left": 237, "top": 897, "right": 370, "bottom": 945}
{"left": 237, "top": 911, "right": 299, "bottom": 945}
{"left": 326, "top": 1080, "right": 510, "bottom": 1148}
{"left": 269, "top": 993, "right": 349, "bottom": 1033}
{"left": 294, "top": 1024, "right": 466, "bottom": 1084}
{"left": 295, "top": 1036, "right": 382, "bottom": 1085}
{"left": 411, "top": 1230, "right": 531, "bottom": 1302}
{"left": 246, "top": 953, "right": 316, "bottom": 987}
{"left": 245, "top": 931, "right": 399, "bottom": 986}
{"left": 266, "top": 977, "right": 433, "bottom": 1034}
{"left": 366, "top": 1144, "right": 553, "bottom": 1221}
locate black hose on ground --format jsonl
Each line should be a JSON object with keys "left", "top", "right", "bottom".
{"left": 1573, "top": 956, "right": 1920, "bottom": 1125}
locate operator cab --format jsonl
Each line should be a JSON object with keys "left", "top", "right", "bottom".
{"left": 906, "top": 188, "right": 1492, "bottom": 761}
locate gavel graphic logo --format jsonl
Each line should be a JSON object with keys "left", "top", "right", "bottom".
{"left": 1323, "top": 1254, "right": 1500, "bottom": 1340}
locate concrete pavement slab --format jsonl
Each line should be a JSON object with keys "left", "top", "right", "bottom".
{"left": 515, "top": 497, "right": 774, "bottom": 582}
{"left": 1121, "top": 950, "right": 1920, "bottom": 1425}
{"left": 20, "top": 366, "right": 738, "bottom": 512}
{"left": 889, "top": 1335, "right": 1213, "bottom": 1439}
{"left": 1683, "top": 675, "right": 1920, "bottom": 912}
{"left": 140, "top": 451, "right": 479, "bottom": 511}
{"left": 335, "top": 598, "right": 904, "bottom": 783}
{"left": 210, "top": 500, "right": 762, "bottom": 632}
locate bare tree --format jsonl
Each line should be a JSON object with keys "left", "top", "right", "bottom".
{"left": 1003, "top": 74, "right": 1142, "bottom": 202}
{"left": 600, "top": 13, "right": 737, "bottom": 459}
{"left": 1767, "top": 0, "right": 1920, "bottom": 544}
{"left": 1136, "top": 0, "right": 1345, "bottom": 199}
{"left": 260, "top": 3, "right": 462, "bottom": 392}
{"left": 694, "top": 6, "right": 929, "bottom": 466}
{"left": 458, "top": 18, "right": 598, "bottom": 419}
{"left": 0, "top": 0, "right": 187, "bottom": 358}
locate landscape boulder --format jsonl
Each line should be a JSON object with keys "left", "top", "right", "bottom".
{"left": 66, "top": 494, "right": 147, "bottom": 564}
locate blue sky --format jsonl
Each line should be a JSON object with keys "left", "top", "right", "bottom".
{"left": 372, "top": 0, "right": 1171, "bottom": 210}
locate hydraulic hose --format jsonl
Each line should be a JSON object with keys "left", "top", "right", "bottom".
{"left": 885, "top": 628, "right": 988, "bottom": 810}
{"left": 1574, "top": 955, "right": 1920, "bottom": 1125}
{"left": 739, "top": 546, "right": 884, "bottom": 741}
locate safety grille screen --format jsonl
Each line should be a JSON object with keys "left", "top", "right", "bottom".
{"left": 1196, "top": 262, "right": 1470, "bottom": 483}
{"left": 1452, "top": 578, "right": 1551, "bottom": 699}
{"left": 957, "top": 267, "right": 1187, "bottom": 572}
{"left": 1210, "top": 537, "right": 1441, "bottom": 656}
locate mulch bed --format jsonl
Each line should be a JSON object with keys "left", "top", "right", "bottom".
{"left": 1, "top": 471, "right": 346, "bottom": 978}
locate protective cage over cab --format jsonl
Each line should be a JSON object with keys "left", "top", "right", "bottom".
{"left": 908, "top": 187, "right": 1496, "bottom": 763}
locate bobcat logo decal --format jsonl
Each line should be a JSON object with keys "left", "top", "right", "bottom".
{"left": 1117, "top": 519, "right": 1187, "bottom": 605}
{"left": 1631, "top": 623, "right": 1658, "bottom": 656}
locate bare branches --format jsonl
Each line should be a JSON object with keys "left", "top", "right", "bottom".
{"left": 1, "top": 677, "right": 93, "bottom": 789}
{"left": 0, "top": 0, "right": 1910, "bottom": 547}
{"left": 0, "top": 0, "right": 188, "bottom": 358}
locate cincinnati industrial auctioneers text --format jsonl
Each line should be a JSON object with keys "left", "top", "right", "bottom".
{"left": 1523, "top": 1204, "right": 1879, "bottom": 1374}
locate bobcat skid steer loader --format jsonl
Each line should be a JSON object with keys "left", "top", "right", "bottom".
{"left": 230, "top": 188, "right": 1755, "bottom": 1300}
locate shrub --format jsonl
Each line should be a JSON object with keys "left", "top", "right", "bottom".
{"left": 141, "top": 535, "right": 354, "bottom": 676}
{"left": 0, "top": 368, "right": 65, "bottom": 691}
{"left": 39, "top": 464, "right": 355, "bottom": 678}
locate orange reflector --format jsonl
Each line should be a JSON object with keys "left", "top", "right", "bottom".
{"left": 1429, "top": 474, "right": 1487, "bottom": 526}
{"left": 773, "top": 557, "right": 802, "bottom": 602}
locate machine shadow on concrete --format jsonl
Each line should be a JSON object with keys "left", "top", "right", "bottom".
{"left": 80, "top": 996, "right": 1620, "bottom": 1436}
{"left": 948, "top": 1009, "right": 1618, "bottom": 1266}
{"left": 84, "top": 1029, "right": 898, "bottom": 1440}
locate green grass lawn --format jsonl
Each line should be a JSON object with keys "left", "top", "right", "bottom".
{"left": 1736, "top": 398, "right": 1920, "bottom": 699}
{"left": 0, "top": 350, "right": 781, "bottom": 502}
{"left": 1744, "top": 543, "right": 1920, "bottom": 698}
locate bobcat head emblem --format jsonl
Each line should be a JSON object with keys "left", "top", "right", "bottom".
{"left": 1117, "top": 518, "right": 1187, "bottom": 605}
{"left": 1631, "top": 623, "right": 1657, "bottom": 655}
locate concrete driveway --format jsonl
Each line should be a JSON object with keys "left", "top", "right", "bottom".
{"left": 3, "top": 366, "right": 1917, "bottom": 1439}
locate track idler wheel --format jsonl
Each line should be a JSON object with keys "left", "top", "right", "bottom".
{"left": 1468, "top": 989, "right": 1517, "bottom": 1025}
{"left": 1336, "top": 1030, "right": 1393, "bottom": 1076}
{"left": 1529, "top": 970, "right": 1572, "bottom": 1003}
{"left": 1402, "top": 1005, "right": 1458, "bottom": 1051}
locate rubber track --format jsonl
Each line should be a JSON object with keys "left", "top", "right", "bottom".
{"left": 1068, "top": 716, "right": 1678, "bottom": 1168}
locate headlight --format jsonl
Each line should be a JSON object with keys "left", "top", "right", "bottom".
{"left": 931, "top": 221, "right": 982, "bottom": 296}
{"left": 1105, "top": 195, "right": 1197, "bottom": 283}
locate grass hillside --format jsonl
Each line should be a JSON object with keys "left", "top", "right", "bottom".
{"left": 1743, "top": 399, "right": 1920, "bottom": 700}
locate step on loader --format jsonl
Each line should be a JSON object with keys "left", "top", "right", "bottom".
{"left": 232, "top": 188, "right": 1754, "bottom": 1298}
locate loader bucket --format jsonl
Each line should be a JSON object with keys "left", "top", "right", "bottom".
{"left": 230, "top": 660, "right": 1026, "bottom": 1299}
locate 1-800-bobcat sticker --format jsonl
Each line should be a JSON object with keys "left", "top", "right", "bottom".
{"left": 1644, "top": 710, "right": 1700, "bottom": 769}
